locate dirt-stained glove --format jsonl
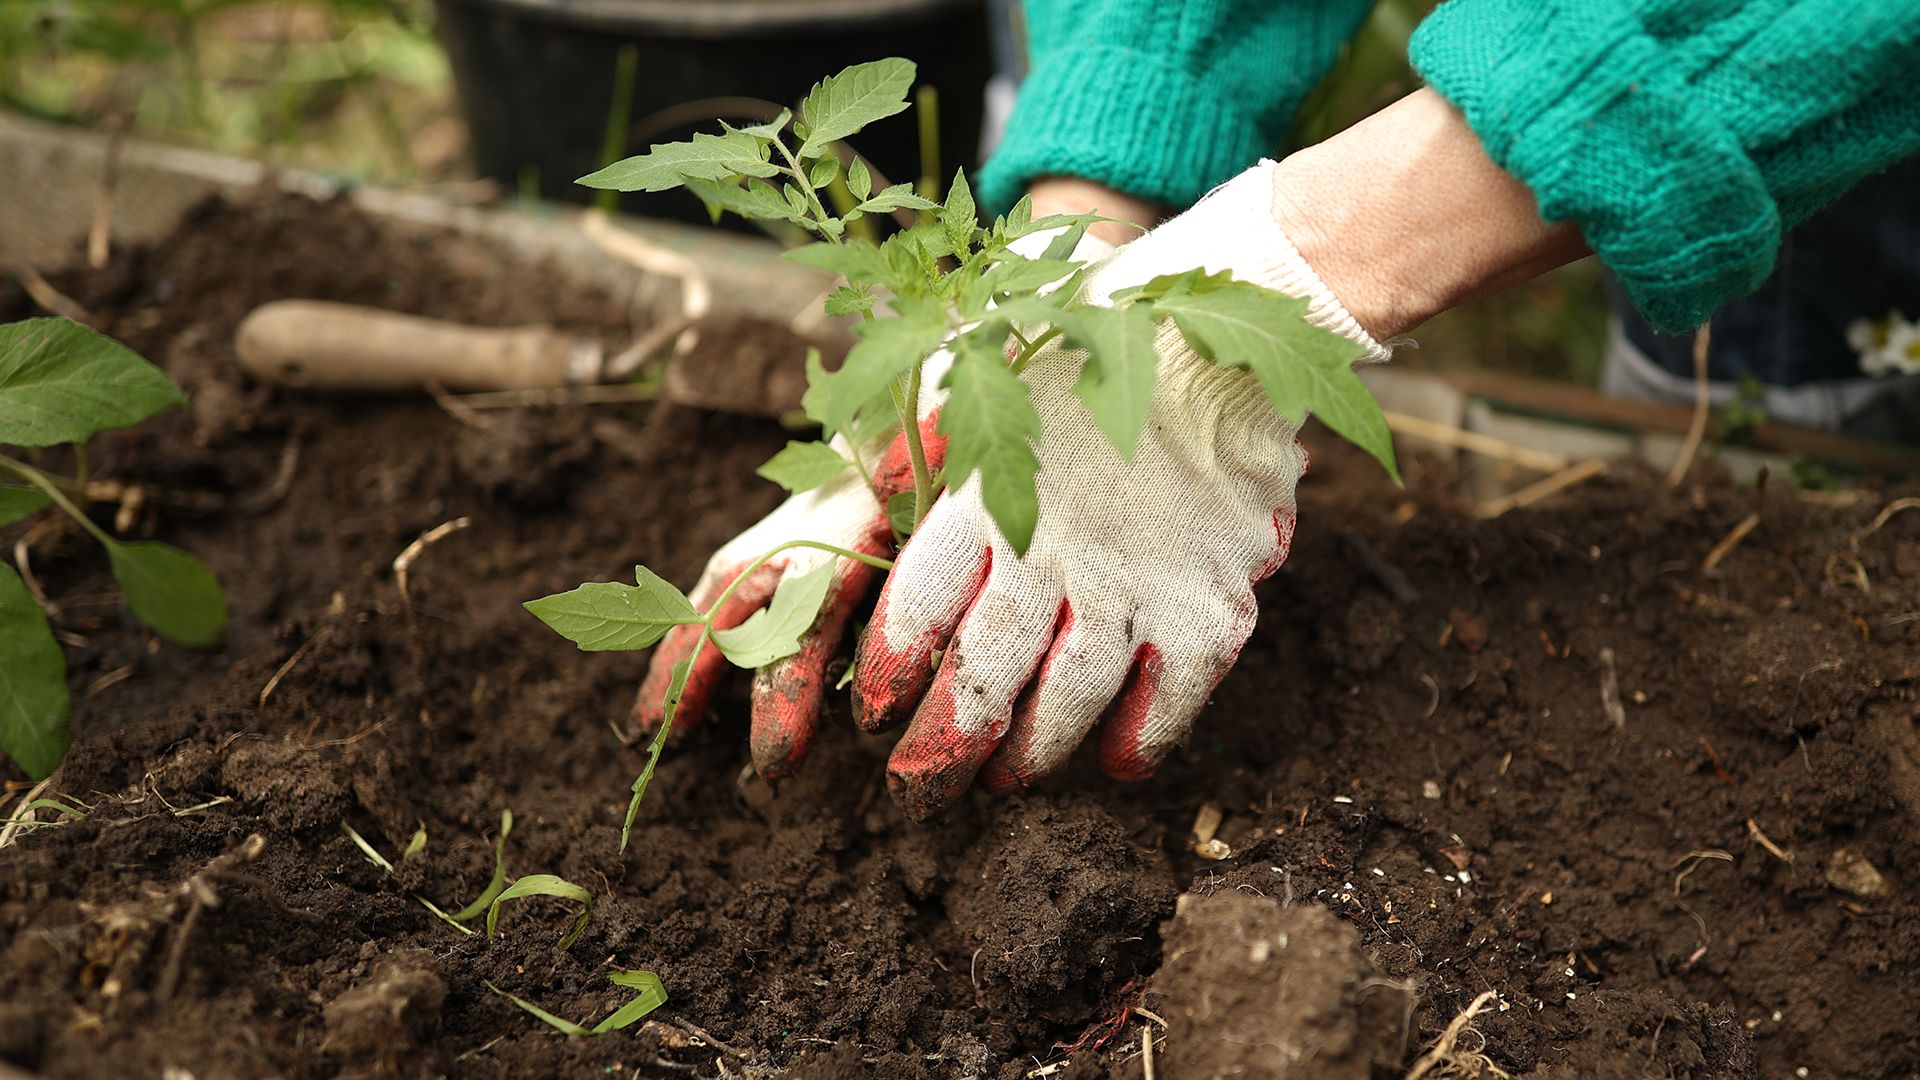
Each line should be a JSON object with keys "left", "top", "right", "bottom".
{"left": 853, "top": 162, "right": 1391, "bottom": 822}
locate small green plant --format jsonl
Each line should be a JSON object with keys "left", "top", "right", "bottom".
{"left": 531, "top": 59, "right": 1399, "bottom": 849}
{"left": 488, "top": 969, "right": 668, "bottom": 1036}
{"left": 1, "top": 317, "right": 228, "bottom": 781}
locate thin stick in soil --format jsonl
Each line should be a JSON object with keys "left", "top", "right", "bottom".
{"left": 1665, "top": 322, "right": 1712, "bottom": 491}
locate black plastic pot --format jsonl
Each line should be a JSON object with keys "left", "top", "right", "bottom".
{"left": 434, "top": 0, "right": 990, "bottom": 225}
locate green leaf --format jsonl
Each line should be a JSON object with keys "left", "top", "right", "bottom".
{"left": 451, "top": 809, "right": 514, "bottom": 921}
{"left": 488, "top": 983, "right": 593, "bottom": 1037}
{"left": 684, "top": 177, "right": 805, "bottom": 224}
{"left": 939, "top": 345, "right": 1043, "bottom": 556}
{"left": 782, "top": 242, "right": 893, "bottom": 286}
{"left": 812, "top": 295, "right": 949, "bottom": 435}
{"left": 402, "top": 823, "right": 428, "bottom": 861}
{"left": 1070, "top": 304, "right": 1162, "bottom": 459}
{"left": 340, "top": 821, "right": 396, "bottom": 873}
{"left": 756, "top": 440, "right": 854, "bottom": 493}
{"left": 968, "top": 257, "right": 1081, "bottom": 317}
{"left": 809, "top": 156, "right": 841, "bottom": 190}
{"left": 942, "top": 168, "right": 978, "bottom": 255}
{"left": 416, "top": 894, "right": 476, "bottom": 936}
{"left": 524, "top": 568, "right": 703, "bottom": 651}
{"left": 783, "top": 184, "right": 810, "bottom": 217}
{"left": 592, "top": 971, "right": 669, "bottom": 1034}
{"left": 797, "top": 58, "right": 917, "bottom": 158}
{"left": 1113, "top": 267, "right": 1238, "bottom": 306}
{"left": 1003, "top": 210, "right": 1102, "bottom": 241}
{"left": 736, "top": 108, "right": 792, "bottom": 139}
{"left": 856, "top": 183, "right": 940, "bottom": 214}
{"left": 577, "top": 130, "right": 780, "bottom": 192}
{"left": 1039, "top": 222, "right": 1091, "bottom": 264}
{"left": 487, "top": 874, "right": 594, "bottom": 950}
{"left": 0, "top": 318, "right": 184, "bottom": 448}
{"left": 848, "top": 156, "right": 873, "bottom": 201}
{"left": 0, "top": 486, "right": 53, "bottom": 526}
{"left": 1157, "top": 288, "right": 1398, "bottom": 483}
{"left": 1004, "top": 194, "right": 1034, "bottom": 234}
{"left": 711, "top": 561, "right": 835, "bottom": 669}
{"left": 0, "top": 563, "right": 69, "bottom": 781}
{"left": 885, "top": 490, "right": 916, "bottom": 536}
{"left": 824, "top": 286, "right": 877, "bottom": 317}
{"left": 106, "top": 540, "right": 227, "bottom": 648}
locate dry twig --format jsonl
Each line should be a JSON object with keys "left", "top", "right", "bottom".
{"left": 1702, "top": 512, "right": 1762, "bottom": 572}
{"left": 1851, "top": 496, "right": 1920, "bottom": 553}
{"left": 1475, "top": 459, "right": 1608, "bottom": 519}
{"left": 1747, "top": 819, "right": 1793, "bottom": 863}
{"left": 1383, "top": 412, "right": 1568, "bottom": 474}
{"left": 394, "top": 517, "right": 473, "bottom": 615}
{"left": 1598, "top": 648, "right": 1625, "bottom": 730}
{"left": 1665, "top": 322, "right": 1712, "bottom": 491}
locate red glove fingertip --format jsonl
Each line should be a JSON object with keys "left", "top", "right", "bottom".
{"left": 1095, "top": 643, "right": 1167, "bottom": 781}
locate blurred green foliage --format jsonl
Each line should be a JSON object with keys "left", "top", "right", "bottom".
{"left": 0, "top": 0, "right": 457, "bottom": 181}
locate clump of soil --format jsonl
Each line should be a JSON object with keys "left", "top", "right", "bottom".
{"left": 1154, "top": 893, "right": 1412, "bottom": 1079}
{"left": 4, "top": 188, "right": 1919, "bottom": 1080}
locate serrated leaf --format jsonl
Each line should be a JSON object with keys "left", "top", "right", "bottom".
{"left": 524, "top": 567, "right": 703, "bottom": 651}
{"left": 939, "top": 345, "right": 1042, "bottom": 556}
{"left": 816, "top": 217, "right": 845, "bottom": 239}
{"left": 0, "top": 318, "right": 184, "bottom": 448}
{"left": 0, "top": 563, "right": 69, "bottom": 781}
{"left": 577, "top": 130, "right": 780, "bottom": 192}
{"left": 797, "top": 58, "right": 916, "bottom": 158}
{"left": 1039, "top": 222, "right": 1091, "bottom": 264}
{"left": 980, "top": 257, "right": 1080, "bottom": 298}
{"left": 848, "top": 156, "right": 873, "bottom": 201}
{"left": 487, "top": 874, "right": 593, "bottom": 949}
{"left": 809, "top": 156, "right": 841, "bottom": 190}
{"left": 1069, "top": 304, "right": 1161, "bottom": 459}
{"left": 1003, "top": 210, "right": 1101, "bottom": 241}
{"left": 1158, "top": 288, "right": 1398, "bottom": 482}
{"left": 736, "top": 108, "right": 792, "bottom": 139}
{"left": 856, "top": 183, "right": 940, "bottom": 214}
{"left": 711, "top": 561, "right": 835, "bottom": 669}
{"left": 106, "top": 540, "right": 226, "bottom": 647}
{"left": 942, "top": 169, "right": 978, "bottom": 255}
{"left": 813, "top": 295, "right": 949, "bottom": 435}
{"left": 823, "top": 286, "right": 877, "bottom": 317}
{"left": 0, "top": 486, "right": 53, "bottom": 526}
{"left": 1005, "top": 194, "right": 1033, "bottom": 234}
{"left": 757, "top": 440, "right": 854, "bottom": 493}
{"left": 782, "top": 241, "right": 892, "bottom": 286}
{"left": 1114, "top": 267, "right": 1238, "bottom": 306}
{"left": 592, "top": 971, "right": 669, "bottom": 1034}
{"left": 685, "top": 177, "right": 805, "bottom": 224}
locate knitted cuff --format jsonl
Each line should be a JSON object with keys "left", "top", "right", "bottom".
{"left": 1093, "top": 163, "right": 1391, "bottom": 364}
{"left": 975, "top": 46, "right": 1287, "bottom": 216}
{"left": 1409, "top": 0, "right": 1779, "bottom": 332}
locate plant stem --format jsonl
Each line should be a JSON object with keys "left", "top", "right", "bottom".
{"left": 895, "top": 364, "right": 936, "bottom": 530}
{"left": 618, "top": 536, "right": 894, "bottom": 851}
{"left": 769, "top": 136, "right": 838, "bottom": 242}
{"left": 0, "top": 455, "right": 102, "bottom": 543}
{"left": 1009, "top": 326, "right": 1064, "bottom": 376}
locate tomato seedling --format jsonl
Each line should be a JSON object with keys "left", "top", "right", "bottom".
{"left": 527, "top": 59, "right": 1398, "bottom": 849}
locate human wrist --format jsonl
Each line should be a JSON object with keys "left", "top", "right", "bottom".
{"left": 1025, "top": 176, "right": 1168, "bottom": 249}
{"left": 1270, "top": 88, "right": 1591, "bottom": 340}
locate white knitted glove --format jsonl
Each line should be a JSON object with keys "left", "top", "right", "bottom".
{"left": 636, "top": 230, "right": 1116, "bottom": 783}
{"left": 852, "top": 162, "right": 1390, "bottom": 822}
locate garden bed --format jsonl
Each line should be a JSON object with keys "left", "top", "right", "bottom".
{"left": 2, "top": 189, "right": 1917, "bottom": 1080}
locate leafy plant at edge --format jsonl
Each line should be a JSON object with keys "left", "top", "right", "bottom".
{"left": 1, "top": 317, "right": 229, "bottom": 782}
{"left": 529, "top": 58, "right": 1400, "bottom": 852}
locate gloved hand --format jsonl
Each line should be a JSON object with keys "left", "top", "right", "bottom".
{"left": 632, "top": 233, "right": 1111, "bottom": 780}
{"left": 853, "top": 162, "right": 1391, "bottom": 822}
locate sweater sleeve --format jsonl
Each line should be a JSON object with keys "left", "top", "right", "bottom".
{"left": 1409, "top": 0, "right": 1920, "bottom": 332}
{"left": 974, "top": 0, "right": 1376, "bottom": 214}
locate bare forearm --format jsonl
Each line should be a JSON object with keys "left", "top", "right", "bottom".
{"left": 1270, "top": 88, "right": 1591, "bottom": 341}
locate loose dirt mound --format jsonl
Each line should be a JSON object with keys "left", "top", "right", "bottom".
{"left": 3, "top": 190, "right": 1918, "bottom": 1079}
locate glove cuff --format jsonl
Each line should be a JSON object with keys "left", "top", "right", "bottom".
{"left": 1094, "top": 162, "right": 1393, "bottom": 365}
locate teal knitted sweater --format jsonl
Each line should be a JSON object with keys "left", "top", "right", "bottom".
{"left": 977, "top": 0, "right": 1920, "bottom": 331}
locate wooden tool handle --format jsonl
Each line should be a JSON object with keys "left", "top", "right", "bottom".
{"left": 235, "top": 300, "right": 598, "bottom": 392}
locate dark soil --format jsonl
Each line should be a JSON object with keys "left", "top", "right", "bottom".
{"left": 4, "top": 190, "right": 1919, "bottom": 1080}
